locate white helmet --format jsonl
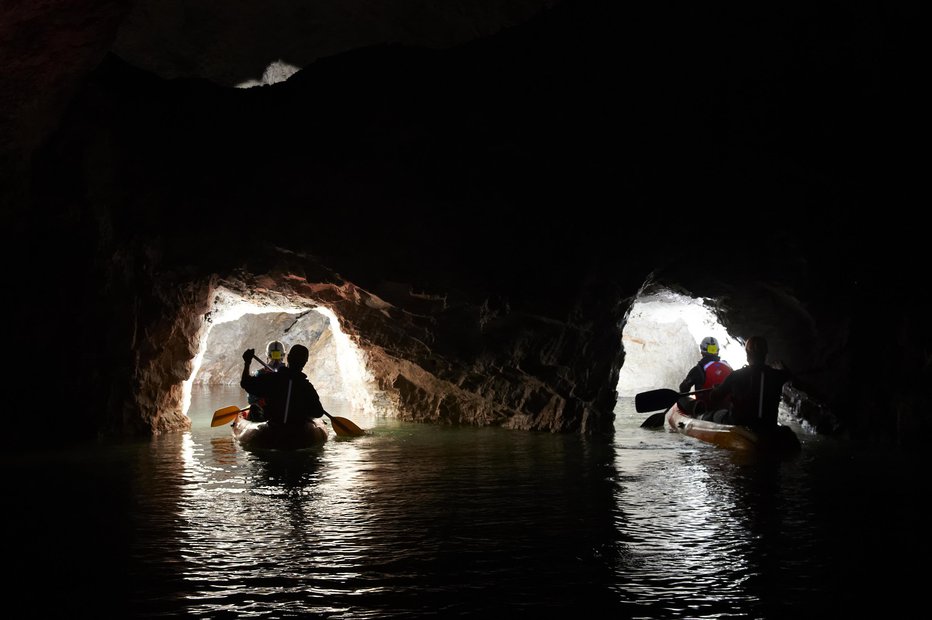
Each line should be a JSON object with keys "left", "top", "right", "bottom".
{"left": 266, "top": 340, "right": 286, "bottom": 361}
{"left": 699, "top": 336, "right": 719, "bottom": 356}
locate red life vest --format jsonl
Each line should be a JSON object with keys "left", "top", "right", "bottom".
{"left": 697, "top": 360, "right": 733, "bottom": 403}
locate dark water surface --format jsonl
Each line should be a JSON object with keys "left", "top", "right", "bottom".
{"left": 4, "top": 386, "right": 923, "bottom": 618}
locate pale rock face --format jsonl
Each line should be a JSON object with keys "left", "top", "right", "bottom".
{"left": 236, "top": 61, "right": 302, "bottom": 89}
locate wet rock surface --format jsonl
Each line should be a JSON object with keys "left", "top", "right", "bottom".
{"left": 2, "top": 1, "right": 924, "bottom": 446}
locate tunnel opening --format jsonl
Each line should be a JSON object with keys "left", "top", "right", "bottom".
{"left": 183, "top": 285, "right": 388, "bottom": 422}
{"left": 616, "top": 287, "right": 825, "bottom": 434}
{"left": 235, "top": 60, "right": 302, "bottom": 88}
{"left": 617, "top": 289, "right": 744, "bottom": 397}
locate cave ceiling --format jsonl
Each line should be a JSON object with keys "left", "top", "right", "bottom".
{"left": 1, "top": 1, "right": 926, "bottom": 444}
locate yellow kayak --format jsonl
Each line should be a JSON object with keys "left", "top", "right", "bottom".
{"left": 665, "top": 402, "right": 800, "bottom": 453}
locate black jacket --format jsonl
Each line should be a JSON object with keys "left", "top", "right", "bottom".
{"left": 710, "top": 364, "right": 791, "bottom": 430}
{"left": 240, "top": 366, "right": 325, "bottom": 426}
{"left": 679, "top": 354, "right": 721, "bottom": 393}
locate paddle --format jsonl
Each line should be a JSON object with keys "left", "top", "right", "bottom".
{"left": 211, "top": 405, "right": 248, "bottom": 427}
{"left": 635, "top": 388, "right": 713, "bottom": 428}
{"left": 640, "top": 405, "right": 674, "bottom": 429}
{"left": 251, "top": 354, "right": 365, "bottom": 437}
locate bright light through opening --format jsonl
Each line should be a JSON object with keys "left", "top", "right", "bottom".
{"left": 616, "top": 290, "right": 745, "bottom": 397}
{"left": 182, "top": 287, "right": 383, "bottom": 418}
{"left": 235, "top": 60, "right": 301, "bottom": 88}
{"left": 313, "top": 306, "right": 379, "bottom": 415}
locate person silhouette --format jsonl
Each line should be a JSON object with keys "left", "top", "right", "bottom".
{"left": 706, "top": 336, "right": 792, "bottom": 432}
{"left": 240, "top": 344, "right": 327, "bottom": 426}
{"left": 678, "top": 336, "right": 732, "bottom": 416}
{"left": 244, "top": 340, "right": 287, "bottom": 421}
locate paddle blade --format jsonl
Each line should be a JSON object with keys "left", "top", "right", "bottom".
{"left": 635, "top": 388, "right": 680, "bottom": 413}
{"left": 326, "top": 414, "right": 365, "bottom": 437}
{"left": 212, "top": 405, "right": 245, "bottom": 427}
{"left": 640, "top": 410, "right": 669, "bottom": 428}
{"left": 211, "top": 412, "right": 240, "bottom": 427}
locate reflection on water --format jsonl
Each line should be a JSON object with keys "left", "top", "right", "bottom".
{"left": 2, "top": 386, "right": 925, "bottom": 618}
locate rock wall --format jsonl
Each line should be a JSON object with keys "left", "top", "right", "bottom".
{"left": 208, "top": 256, "right": 625, "bottom": 434}
{"left": 3, "top": 1, "right": 926, "bottom": 447}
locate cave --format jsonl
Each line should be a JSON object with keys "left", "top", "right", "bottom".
{"left": 2, "top": 1, "right": 925, "bottom": 450}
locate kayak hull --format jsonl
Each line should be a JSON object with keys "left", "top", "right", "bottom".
{"left": 665, "top": 402, "right": 800, "bottom": 453}
{"left": 231, "top": 413, "right": 329, "bottom": 451}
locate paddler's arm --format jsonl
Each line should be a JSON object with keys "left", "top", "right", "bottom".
{"left": 240, "top": 348, "right": 256, "bottom": 389}
{"left": 308, "top": 383, "right": 326, "bottom": 420}
{"left": 679, "top": 365, "right": 699, "bottom": 393}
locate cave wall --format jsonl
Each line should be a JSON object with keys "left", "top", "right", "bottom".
{"left": 213, "top": 254, "right": 627, "bottom": 434}
{"left": 111, "top": 0, "right": 560, "bottom": 87}
{"left": 3, "top": 1, "right": 926, "bottom": 446}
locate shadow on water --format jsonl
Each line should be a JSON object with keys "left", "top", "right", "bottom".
{"left": 243, "top": 447, "right": 326, "bottom": 491}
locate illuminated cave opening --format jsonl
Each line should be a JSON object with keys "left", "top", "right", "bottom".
{"left": 616, "top": 289, "right": 744, "bottom": 397}
{"left": 182, "top": 286, "right": 385, "bottom": 421}
{"left": 235, "top": 59, "right": 302, "bottom": 88}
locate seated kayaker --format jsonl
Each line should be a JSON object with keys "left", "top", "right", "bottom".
{"left": 240, "top": 344, "right": 327, "bottom": 427}
{"left": 705, "top": 336, "right": 791, "bottom": 432}
{"left": 677, "top": 336, "right": 733, "bottom": 416}
{"left": 245, "top": 340, "right": 287, "bottom": 421}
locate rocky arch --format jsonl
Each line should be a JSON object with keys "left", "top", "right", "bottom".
{"left": 3, "top": 1, "right": 927, "bottom": 449}
{"left": 82, "top": 239, "right": 857, "bottom": 444}
{"left": 88, "top": 246, "right": 629, "bottom": 441}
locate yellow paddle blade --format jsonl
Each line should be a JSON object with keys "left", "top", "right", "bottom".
{"left": 326, "top": 414, "right": 365, "bottom": 437}
{"left": 211, "top": 405, "right": 245, "bottom": 427}
{"left": 211, "top": 412, "right": 240, "bottom": 427}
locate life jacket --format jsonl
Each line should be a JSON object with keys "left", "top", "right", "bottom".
{"left": 697, "top": 360, "right": 733, "bottom": 403}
